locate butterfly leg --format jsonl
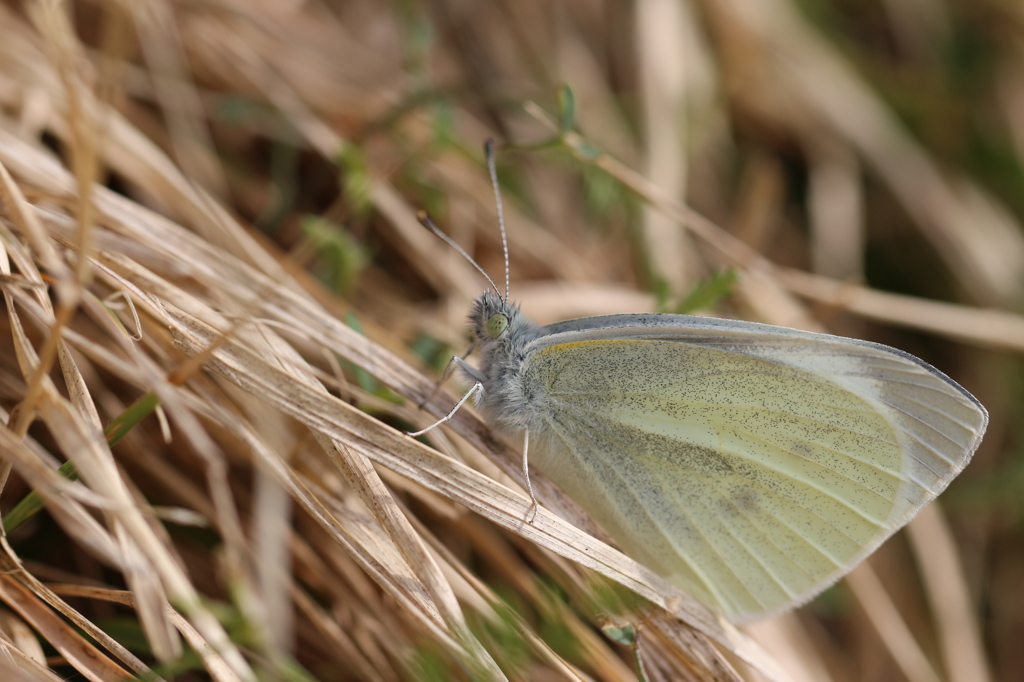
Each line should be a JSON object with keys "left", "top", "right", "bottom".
{"left": 523, "top": 428, "right": 538, "bottom": 524}
{"left": 406, "top": 380, "right": 482, "bottom": 437}
{"left": 418, "top": 344, "right": 479, "bottom": 409}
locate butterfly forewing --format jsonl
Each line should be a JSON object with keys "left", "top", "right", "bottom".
{"left": 518, "top": 319, "right": 986, "bottom": 619}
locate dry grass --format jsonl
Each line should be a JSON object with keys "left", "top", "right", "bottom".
{"left": 0, "top": 1, "right": 1019, "bottom": 681}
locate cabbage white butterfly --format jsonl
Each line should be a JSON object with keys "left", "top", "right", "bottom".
{"left": 411, "top": 141, "right": 988, "bottom": 621}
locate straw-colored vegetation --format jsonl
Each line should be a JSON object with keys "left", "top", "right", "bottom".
{"left": 0, "top": 1, "right": 1018, "bottom": 681}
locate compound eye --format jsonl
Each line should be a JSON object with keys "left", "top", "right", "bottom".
{"left": 486, "top": 313, "right": 509, "bottom": 339}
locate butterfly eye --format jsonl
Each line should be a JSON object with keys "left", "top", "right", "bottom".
{"left": 486, "top": 313, "right": 509, "bottom": 338}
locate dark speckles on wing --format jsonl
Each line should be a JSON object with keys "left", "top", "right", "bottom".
{"left": 732, "top": 487, "right": 760, "bottom": 513}
{"left": 517, "top": 337, "right": 909, "bottom": 614}
{"left": 471, "top": 312, "right": 988, "bottom": 619}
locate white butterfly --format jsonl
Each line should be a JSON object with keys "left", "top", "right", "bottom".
{"left": 412, "top": 142, "right": 988, "bottom": 621}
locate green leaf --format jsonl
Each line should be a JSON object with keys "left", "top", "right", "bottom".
{"left": 601, "top": 622, "right": 636, "bottom": 646}
{"left": 3, "top": 391, "right": 161, "bottom": 535}
{"left": 335, "top": 143, "right": 373, "bottom": 217}
{"left": 300, "top": 216, "right": 368, "bottom": 296}
{"left": 673, "top": 269, "right": 737, "bottom": 314}
{"left": 557, "top": 84, "right": 576, "bottom": 134}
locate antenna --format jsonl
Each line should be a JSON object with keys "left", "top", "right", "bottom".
{"left": 484, "top": 139, "right": 510, "bottom": 302}
{"left": 416, "top": 211, "right": 502, "bottom": 298}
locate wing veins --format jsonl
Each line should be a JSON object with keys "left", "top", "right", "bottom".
{"left": 553, "top": 396, "right": 896, "bottom": 531}
{"left": 552, "top": 390, "right": 901, "bottom": 452}
{"left": 547, "top": 410, "right": 763, "bottom": 612}
{"left": 827, "top": 367, "right": 982, "bottom": 429}
{"left": 538, "top": 347, "right": 970, "bottom": 458}
{"left": 720, "top": 423, "right": 890, "bottom": 525}
{"left": 693, "top": 487, "right": 798, "bottom": 607}
{"left": 705, "top": 476, "right": 858, "bottom": 591}
{"left": 561, "top": 403, "right": 879, "bottom": 560}
{"left": 714, "top": 407, "right": 903, "bottom": 478}
{"left": 868, "top": 389, "right": 980, "bottom": 449}
{"left": 744, "top": 476, "right": 868, "bottom": 547}
{"left": 732, "top": 493, "right": 848, "bottom": 571}
{"left": 700, "top": 477, "right": 818, "bottom": 599}
{"left": 870, "top": 395, "right": 963, "bottom": 470}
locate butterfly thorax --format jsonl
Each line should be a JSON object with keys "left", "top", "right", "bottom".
{"left": 464, "top": 291, "right": 545, "bottom": 432}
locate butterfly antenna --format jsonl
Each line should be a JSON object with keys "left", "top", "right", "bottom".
{"left": 416, "top": 211, "right": 502, "bottom": 298}
{"left": 485, "top": 139, "right": 510, "bottom": 302}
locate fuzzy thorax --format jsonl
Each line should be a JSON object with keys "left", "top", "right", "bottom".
{"left": 463, "top": 291, "right": 545, "bottom": 432}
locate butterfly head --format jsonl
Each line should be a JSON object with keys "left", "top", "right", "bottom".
{"left": 470, "top": 290, "right": 517, "bottom": 342}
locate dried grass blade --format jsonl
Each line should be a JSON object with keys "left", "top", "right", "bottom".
{"left": 844, "top": 563, "right": 942, "bottom": 682}
{"left": 292, "top": 587, "right": 395, "bottom": 682}
{"left": 907, "top": 506, "right": 992, "bottom": 682}
{"left": 1, "top": 155, "right": 183, "bottom": 661}
{"left": 81, "top": 241, "right": 503, "bottom": 673}
{"left": 33, "top": 393, "right": 255, "bottom": 682}
{"left": 0, "top": 645, "right": 65, "bottom": 682}
{"left": 113, "top": 524, "right": 183, "bottom": 662}
{"left": 185, "top": 380, "right": 502, "bottom": 679}
{"left": 0, "top": 574, "right": 130, "bottom": 682}
{"left": 162, "top": 303, "right": 790, "bottom": 681}
{"left": 49, "top": 584, "right": 245, "bottom": 682}
{"left": 313, "top": 434, "right": 505, "bottom": 679}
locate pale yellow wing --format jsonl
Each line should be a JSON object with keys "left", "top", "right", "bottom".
{"left": 521, "top": 326, "right": 986, "bottom": 621}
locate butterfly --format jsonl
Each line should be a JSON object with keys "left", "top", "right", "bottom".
{"left": 411, "top": 141, "right": 988, "bottom": 621}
